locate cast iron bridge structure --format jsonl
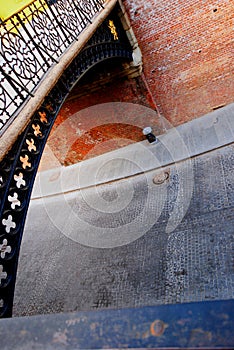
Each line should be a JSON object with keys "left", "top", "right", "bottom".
{"left": 0, "top": 0, "right": 233, "bottom": 347}
{"left": 0, "top": 0, "right": 138, "bottom": 318}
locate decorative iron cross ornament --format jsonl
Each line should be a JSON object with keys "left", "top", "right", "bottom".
{"left": 39, "top": 111, "right": 48, "bottom": 124}
{"left": 0, "top": 239, "right": 11, "bottom": 259}
{"left": 0, "top": 266, "right": 7, "bottom": 285}
{"left": 20, "top": 155, "right": 31, "bottom": 169}
{"left": 14, "top": 173, "right": 26, "bottom": 188}
{"left": 2, "top": 215, "right": 16, "bottom": 233}
{"left": 8, "top": 193, "right": 21, "bottom": 210}
{"left": 26, "top": 139, "right": 37, "bottom": 152}
{"left": 32, "top": 124, "right": 42, "bottom": 137}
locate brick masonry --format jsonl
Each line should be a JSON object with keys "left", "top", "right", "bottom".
{"left": 122, "top": 0, "right": 234, "bottom": 125}
{"left": 55, "top": 0, "right": 234, "bottom": 127}
{"left": 39, "top": 0, "right": 234, "bottom": 169}
{"left": 42, "top": 74, "right": 161, "bottom": 168}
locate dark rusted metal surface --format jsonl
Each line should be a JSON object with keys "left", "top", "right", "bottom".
{"left": 0, "top": 299, "right": 233, "bottom": 349}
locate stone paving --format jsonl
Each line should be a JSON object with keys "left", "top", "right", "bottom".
{"left": 13, "top": 144, "right": 233, "bottom": 316}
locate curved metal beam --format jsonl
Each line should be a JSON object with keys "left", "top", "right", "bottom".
{"left": 0, "top": 0, "right": 118, "bottom": 162}
{"left": 0, "top": 8, "right": 133, "bottom": 317}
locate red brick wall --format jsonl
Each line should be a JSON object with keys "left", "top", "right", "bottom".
{"left": 57, "top": 76, "right": 155, "bottom": 125}
{"left": 52, "top": 74, "right": 158, "bottom": 134}
{"left": 41, "top": 1, "right": 234, "bottom": 168}
{"left": 122, "top": 0, "right": 234, "bottom": 125}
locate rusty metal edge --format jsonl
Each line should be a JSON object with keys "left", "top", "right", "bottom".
{"left": 0, "top": 299, "right": 233, "bottom": 349}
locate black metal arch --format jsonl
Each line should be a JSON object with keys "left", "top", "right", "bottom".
{"left": 0, "top": 11, "right": 133, "bottom": 318}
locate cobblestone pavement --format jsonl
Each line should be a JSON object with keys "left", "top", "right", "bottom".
{"left": 13, "top": 144, "right": 234, "bottom": 316}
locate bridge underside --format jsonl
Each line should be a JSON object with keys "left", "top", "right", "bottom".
{"left": 0, "top": 0, "right": 141, "bottom": 318}
{"left": 0, "top": 1, "right": 233, "bottom": 347}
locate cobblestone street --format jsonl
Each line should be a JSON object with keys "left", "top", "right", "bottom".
{"left": 13, "top": 143, "right": 234, "bottom": 316}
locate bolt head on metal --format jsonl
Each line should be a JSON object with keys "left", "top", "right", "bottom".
{"left": 153, "top": 171, "right": 170, "bottom": 185}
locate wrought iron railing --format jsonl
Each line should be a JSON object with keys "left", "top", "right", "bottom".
{"left": 0, "top": 1, "right": 132, "bottom": 317}
{"left": 0, "top": 0, "right": 105, "bottom": 135}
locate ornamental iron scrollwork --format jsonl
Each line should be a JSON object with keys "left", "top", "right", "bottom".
{"left": 0, "top": 7, "right": 133, "bottom": 318}
{"left": 0, "top": 0, "right": 105, "bottom": 134}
